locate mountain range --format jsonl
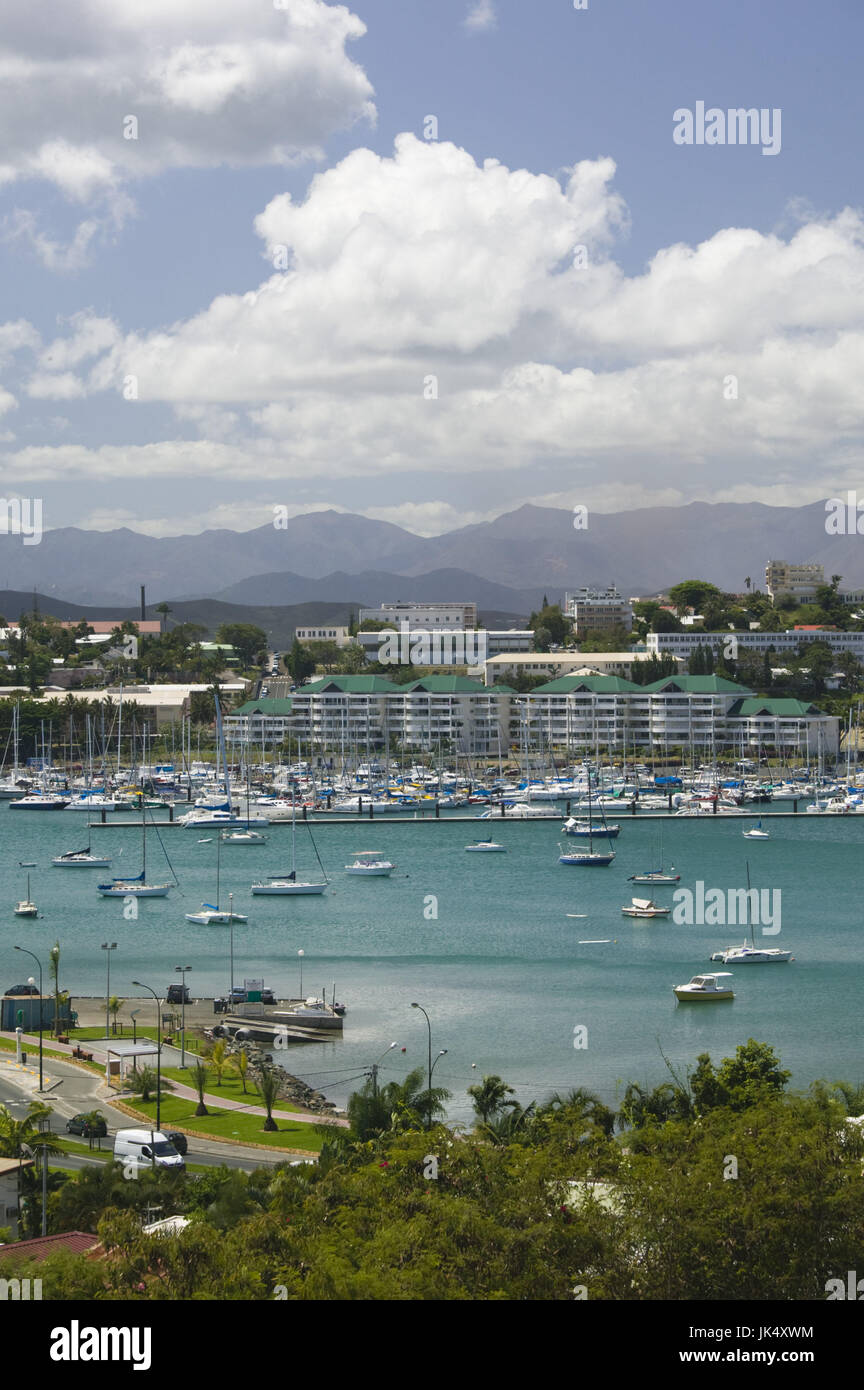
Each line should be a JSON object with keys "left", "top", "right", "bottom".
{"left": 0, "top": 499, "right": 857, "bottom": 622}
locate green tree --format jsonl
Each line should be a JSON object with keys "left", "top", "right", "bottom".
{"left": 467, "top": 1074, "right": 517, "bottom": 1125}
{"left": 215, "top": 623, "right": 268, "bottom": 667}
{"left": 258, "top": 1067, "right": 281, "bottom": 1132}
{"left": 667, "top": 581, "right": 723, "bottom": 617}
{"left": 193, "top": 1060, "right": 209, "bottom": 1117}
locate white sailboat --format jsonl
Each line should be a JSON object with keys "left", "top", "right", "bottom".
{"left": 252, "top": 802, "right": 328, "bottom": 895}
{"left": 344, "top": 850, "right": 396, "bottom": 877}
{"left": 96, "top": 811, "right": 173, "bottom": 898}
{"left": 52, "top": 844, "right": 112, "bottom": 868}
{"left": 186, "top": 836, "right": 247, "bottom": 923}
{"left": 14, "top": 872, "right": 39, "bottom": 917}
{"left": 709, "top": 862, "right": 793, "bottom": 964}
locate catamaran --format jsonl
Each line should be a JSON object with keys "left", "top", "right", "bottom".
{"left": 344, "top": 850, "right": 396, "bottom": 877}
{"left": 709, "top": 862, "right": 793, "bottom": 964}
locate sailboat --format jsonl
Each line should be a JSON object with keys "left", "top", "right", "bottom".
{"left": 14, "top": 873, "right": 39, "bottom": 917}
{"left": 186, "top": 835, "right": 248, "bottom": 923}
{"left": 52, "top": 844, "right": 112, "bottom": 868}
{"left": 742, "top": 819, "right": 770, "bottom": 840}
{"left": 251, "top": 801, "right": 328, "bottom": 895}
{"left": 629, "top": 826, "right": 680, "bottom": 883}
{"left": 222, "top": 758, "right": 269, "bottom": 842}
{"left": 96, "top": 809, "right": 173, "bottom": 898}
{"left": 558, "top": 773, "right": 615, "bottom": 865}
{"left": 709, "top": 862, "right": 793, "bottom": 964}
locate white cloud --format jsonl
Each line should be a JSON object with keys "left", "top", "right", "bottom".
{"left": 0, "top": 1, "right": 375, "bottom": 224}
{"left": 18, "top": 136, "right": 864, "bottom": 516}
{"left": 464, "top": 1, "right": 497, "bottom": 32}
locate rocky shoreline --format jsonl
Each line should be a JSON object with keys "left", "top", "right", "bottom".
{"left": 224, "top": 1036, "right": 344, "bottom": 1117}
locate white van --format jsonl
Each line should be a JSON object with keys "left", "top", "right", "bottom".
{"left": 113, "top": 1128, "right": 185, "bottom": 1174}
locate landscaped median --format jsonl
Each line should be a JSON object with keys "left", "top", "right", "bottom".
{"left": 116, "top": 1094, "right": 329, "bottom": 1154}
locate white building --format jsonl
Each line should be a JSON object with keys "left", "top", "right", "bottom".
{"left": 564, "top": 587, "right": 633, "bottom": 636}
{"left": 764, "top": 560, "right": 824, "bottom": 602}
{"left": 483, "top": 651, "right": 684, "bottom": 685}
{"left": 646, "top": 630, "right": 864, "bottom": 659}
{"left": 294, "top": 626, "right": 351, "bottom": 648}
{"left": 358, "top": 627, "right": 533, "bottom": 665}
{"left": 359, "top": 602, "right": 477, "bottom": 629}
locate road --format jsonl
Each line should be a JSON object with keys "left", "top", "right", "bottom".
{"left": 0, "top": 1056, "right": 312, "bottom": 1173}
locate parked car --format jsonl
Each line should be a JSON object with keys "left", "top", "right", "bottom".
{"left": 5, "top": 983, "right": 40, "bottom": 996}
{"left": 261, "top": 988, "right": 277, "bottom": 1005}
{"left": 166, "top": 983, "right": 191, "bottom": 1005}
{"left": 66, "top": 1112, "right": 108, "bottom": 1138}
{"left": 165, "top": 1130, "right": 188, "bottom": 1155}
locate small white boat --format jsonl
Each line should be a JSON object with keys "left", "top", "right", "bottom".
{"left": 742, "top": 821, "right": 770, "bottom": 839}
{"left": 251, "top": 876, "right": 327, "bottom": 895}
{"left": 465, "top": 839, "right": 506, "bottom": 853}
{"left": 345, "top": 852, "right": 395, "bottom": 877}
{"left": 621, "top": 897, "right": 671, "bottom": 919}
{"left": 186, "top": 903, "right": 248, "bottom": 924}
{"left": 221, "top": 830, "right": 267, "bottom": 844}
{"left": 673, "top": 972, "right": 734, "bottom": 1001}
{"left": 52, "top": 848, "right": 112, "bottom": 868}
{"left": 629, "top": 870, "right": 680, "bottom": 884}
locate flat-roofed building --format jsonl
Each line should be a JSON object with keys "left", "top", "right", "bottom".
{"left": 483, "top": 651, "right": 684, "bottom": 685}
{"left": 646, "top": 629, "right": 864, "bottom": 659}
{"left": 564, "top": 587, "right": 633, "bottom": 636}
{"left": 765, "top": 560, "right": 824, "bottom": 602}
{"left": 359, "top": 602, "right": 477, "bottom": 629}
{"left": 295, "top": 626, "right": 351, "bottom": 647}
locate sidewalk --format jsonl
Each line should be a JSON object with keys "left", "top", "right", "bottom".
{"left": 7, "top": 1030, "right": 347, "bottom": 1128}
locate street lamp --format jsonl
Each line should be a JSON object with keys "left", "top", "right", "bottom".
{"left": 101, "top": 942, "right": 117, "bottom": 1041}
{"left": 431, "top": 1048, "right": 448, "bottom": 1082}
{"left": 132, "top": 980, "right": 162, "bottom": 1133}
{"left": 297, "top": 949, "right": 304, "bottom": 1000}
{"left": 14, "top": 946, "right": 43, "bottom": 1092}
{"left": 410, "top": 1002, "right": 434, "bottom": 1129}
{"left": 369, "top": 1041, "right": 399, "bottom": 1099}
{"left": 130, "top": 1009, "right": 141, "bottom": 1045}
{"left": 175, "top": 966, "right": 191, "bottom": 1067}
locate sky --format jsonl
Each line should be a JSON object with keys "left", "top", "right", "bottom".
{"left": 0, "top": 0, "right": 862, "bottom": 538}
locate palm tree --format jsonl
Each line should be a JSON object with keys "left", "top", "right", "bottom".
{"left": 209, "top": 1038, "right": 228, "bottom": 1086}
{"left": 540, "top": 1086, "right": 616, "bottom": 1139}
{"left": 479, "top": 1101, "right": 536, "bottom": 1146}
{"left": 467, "top": 1074, "right": 517, "bottom": 1126}
{"left": 108, "top": 995, "right": 123, "bottom": 1035}
{"left": 155, "top": 602, "right": 172, "bottom": 634}
{"left": 193, "top": 1060, "right": 209, "bottom": 1117}
{"left": 0, "top": 1102, "right": 61, "bottom": 1236}
{"left": 832, "top": 1080, "right": 864, "bottom": 1117}
{"left": 745, "top": 577, "right": 751, "bottom": 592}
{"left": 234, "top": 1048, "right": 249, "bottom": 1095}
{"left": 258, "top": 1067, "right": 280, "bottom": 1132}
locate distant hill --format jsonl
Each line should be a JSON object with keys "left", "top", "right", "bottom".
{"left": 0, "top": 499, "right": 859, "bottom": 607}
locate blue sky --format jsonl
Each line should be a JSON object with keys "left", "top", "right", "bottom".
{"left": 1, "top": 0, "right": 862, "bottom": 537}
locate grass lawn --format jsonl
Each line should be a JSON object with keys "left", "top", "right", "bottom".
{"left": 0, "top": 1033, "right": 102, "bottom": 1074}
{"left": 159, "top": 1064, "right": 301, "bottom": 1113}
{"left": 73, "top": 1025, "right": 206, "bottom": 1055}
{"left": 126, "top": 1094, "right": 326, "bottom": 1153}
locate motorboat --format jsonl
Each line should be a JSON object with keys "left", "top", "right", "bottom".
{"left": 221, "top": 829, "right": 267, "bottom": 844}
{"left": 562, "top": 818, "right": 621, "bottom": 838}
{"left": 621, "top": 897, "right": 671, "bottom": 918}
{"left": 465, "top": 839, "right": 506, "bottom": 852}
{"left": 629, "top": 870, "right": 680, "bottom": 884}
{"left": 65, "top": 793, "right": 119, "bottom": 812}
{"left": 52, "top": 847, "right": 112, "bottom": 868}
{"left": 271, "top": 998, "right": 344, "bottom": 1031}
{"left": 673, "top": 973, "right": 734, "bottom": 1001}
{"left": 345, "top": 851, "right": 396, "bottom": 876}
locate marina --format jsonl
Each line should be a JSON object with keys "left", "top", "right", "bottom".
{"left": 3, "top": 806, "right": 864, "bottom": 1126}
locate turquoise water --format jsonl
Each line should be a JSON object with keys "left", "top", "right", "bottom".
{"left": 2, "top": 808, "right": 863, "bottom": 1123}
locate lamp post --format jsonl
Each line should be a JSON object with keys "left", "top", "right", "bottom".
{"left": 132, "top": 980, "right": 162, "bottom": 1132}
{"left": 370, "top": 1041, "right": 399, "bottom": 1099}
{"left": 101, "top": 942, "right": 117, "bottom": 1041}
{"left": 130, "top": 1009, "right": 140, "bottom": 1045}
{"left": 298, "top": 949, "right": 304, "bottom": 1000}
{"left": 14, "top": 947, "right": 43, "bottom": 1092}
{"left": 229, "top": 896, "right": 235, "bottom": 1005}
{"left": 431, "top": 1048, "right": 448, "bottom": 1082}
{"left": 175, "top": 966, "right": 191, "bottom": 1067}
{"left": 410, "top": 1002, "right": 433, "bottom": 1129}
